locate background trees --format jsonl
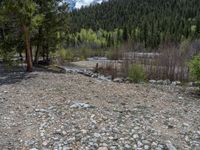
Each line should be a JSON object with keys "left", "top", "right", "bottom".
{"left": 0, "top": 0, "right": 200, "bottom": 71}
{"left": 70, "top": 0, "right": 200, "bottom": 49}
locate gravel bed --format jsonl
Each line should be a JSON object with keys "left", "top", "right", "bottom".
{"left": 0, "top": 69, "right": 200, "bottom": 150}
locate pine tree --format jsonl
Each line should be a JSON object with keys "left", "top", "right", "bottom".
{"left": 1, "top": 0, "right": 69, "bottom": 69}
{"left": 3, "top": 0, "right": 40, "bottom": 71}
{"left": 123, "top": 26, "right": 128, "bottom": 42}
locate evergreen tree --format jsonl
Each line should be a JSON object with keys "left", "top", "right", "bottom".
{"left": 2, "top": 0, "right": 45, "bottom": 71}
{"left": 122, "top": 26, "right": 128, "bottom": 42}
{"left": 0, "top": 0, "right": 69, "bottom": 70}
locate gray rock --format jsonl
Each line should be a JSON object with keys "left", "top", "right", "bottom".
{"left": 151, "top": 142, "right": 158, "bottom": 147}
{"left": 166, "top": 141, "right": 177, "bottom": 150}
{"left": 156, "top": 80, "right": 164, "bottom": 84}
{"left": 94, "top": 133, "right": 101, "bottom": 138}
{"left": 144, "top": 145, "right": 150, "bottom": 149}
{"left": 125, "top": 144, "right": 131, "bottom": 149}
{"left": 25, "top": 139, "right": 35, "bottom": 146}
{"left": 133, "top": 134, "right": 139, "bottom": 139}
{"left": 98, "top": 75, "right": 112, "bottom": 81}
{"left": 42, "top": 140, "right": 49, "bottom": 146}
{"left": 188, "top": 81, "right": 199, "bottom": 87}
{"left": 163, "top": 79, "right": 171, "bottom": 85}
{"left": 155, "top": 147, "right": 162, "bottom": 150}
{"left": 142, "top": 140, "right": 150, "bottom": 144}
{"left": 165, "top": 117, "right": 177, "bottom": 129}
{"left": 35, "top": 109, "right": 48, "bottom": 113}
{"left": 184, "top": 136, "right": 190, "bottom": 142}
{"left": 137, "top": 141, "right": 143, "bottom": 147}
{"left": 91, "top": 74, "right": 98, "bottom": 78}
{"left": 63, "top": 146, "right": 72, "bottom": 150}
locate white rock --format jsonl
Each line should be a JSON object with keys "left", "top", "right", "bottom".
{"left": 70, "top": 102, "right": 95, "bottom": 109}
{"left": 178, "top": 97, "right": 183, "bottom": 100}
{"left": 30, "top": 148, "right": 39, "bottom": 150}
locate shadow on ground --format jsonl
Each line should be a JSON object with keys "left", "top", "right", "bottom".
{"left": 0, "top": 63, "right": 65, "bottom": 86}
{"left": 0, "top": 72, "right": 38, "bottom": 86}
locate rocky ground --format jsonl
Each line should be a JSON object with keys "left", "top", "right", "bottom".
{"left": 0, "top": 66, "right": 200, "bottom": 150}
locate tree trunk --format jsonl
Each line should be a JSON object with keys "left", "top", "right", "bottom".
{"left": 42, "top": 45, "right": 45, "bottom": 61}
{"left": 34, "top": 27, "right": 42, "bottom": 64}
{"left": 30, "top": 44, "right": 33, "bottom": 62}
{"left": 22, "top": 24, "right": 33, "bottom": 72}
{"left": 19, "top": 52, "right": 23, "bottom": 61}
{"left": 34, "top": 44, "right": 40, "bottom": 64}
{"left": 0, "top": 27, "right": 5, "bottom": 40}
{"left": 46, "top": 44, "right": 49, "bottom": 62}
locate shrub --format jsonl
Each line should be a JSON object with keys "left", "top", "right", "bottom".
{"left": 80, "top": 48, "right": 93, "bottom": 59}
{"left": 0, "top": 50, "right": 17, "bottom": 70}
{"left": 57, "top": 48, "right": 74, "bottom": 62}
{"left": 106, "top": 48, "right": 122, "bottom": 60}
{"left": 189, "top": 54, "right": 200, "bottom": 90}
{"left": 128, "top": 64, "right": 146, "bottom": 83}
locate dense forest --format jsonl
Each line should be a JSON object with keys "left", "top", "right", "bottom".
{"left": 70, "top": 0, "right": 200, "bottom": 48}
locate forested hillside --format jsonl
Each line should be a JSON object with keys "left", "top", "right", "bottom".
{"left": 70, "top": 0, "right": 200, "bottom": 48}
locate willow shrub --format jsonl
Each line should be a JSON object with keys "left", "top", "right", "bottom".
{"left": 189, "top": 54, "right": 200, "bottom": 91}
{"left": 128, "top": 64, "right": 146, "bottom": 83}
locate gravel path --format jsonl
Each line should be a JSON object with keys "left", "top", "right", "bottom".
{"left": 0, "top": 69, "right": 200, "bottom": 150}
